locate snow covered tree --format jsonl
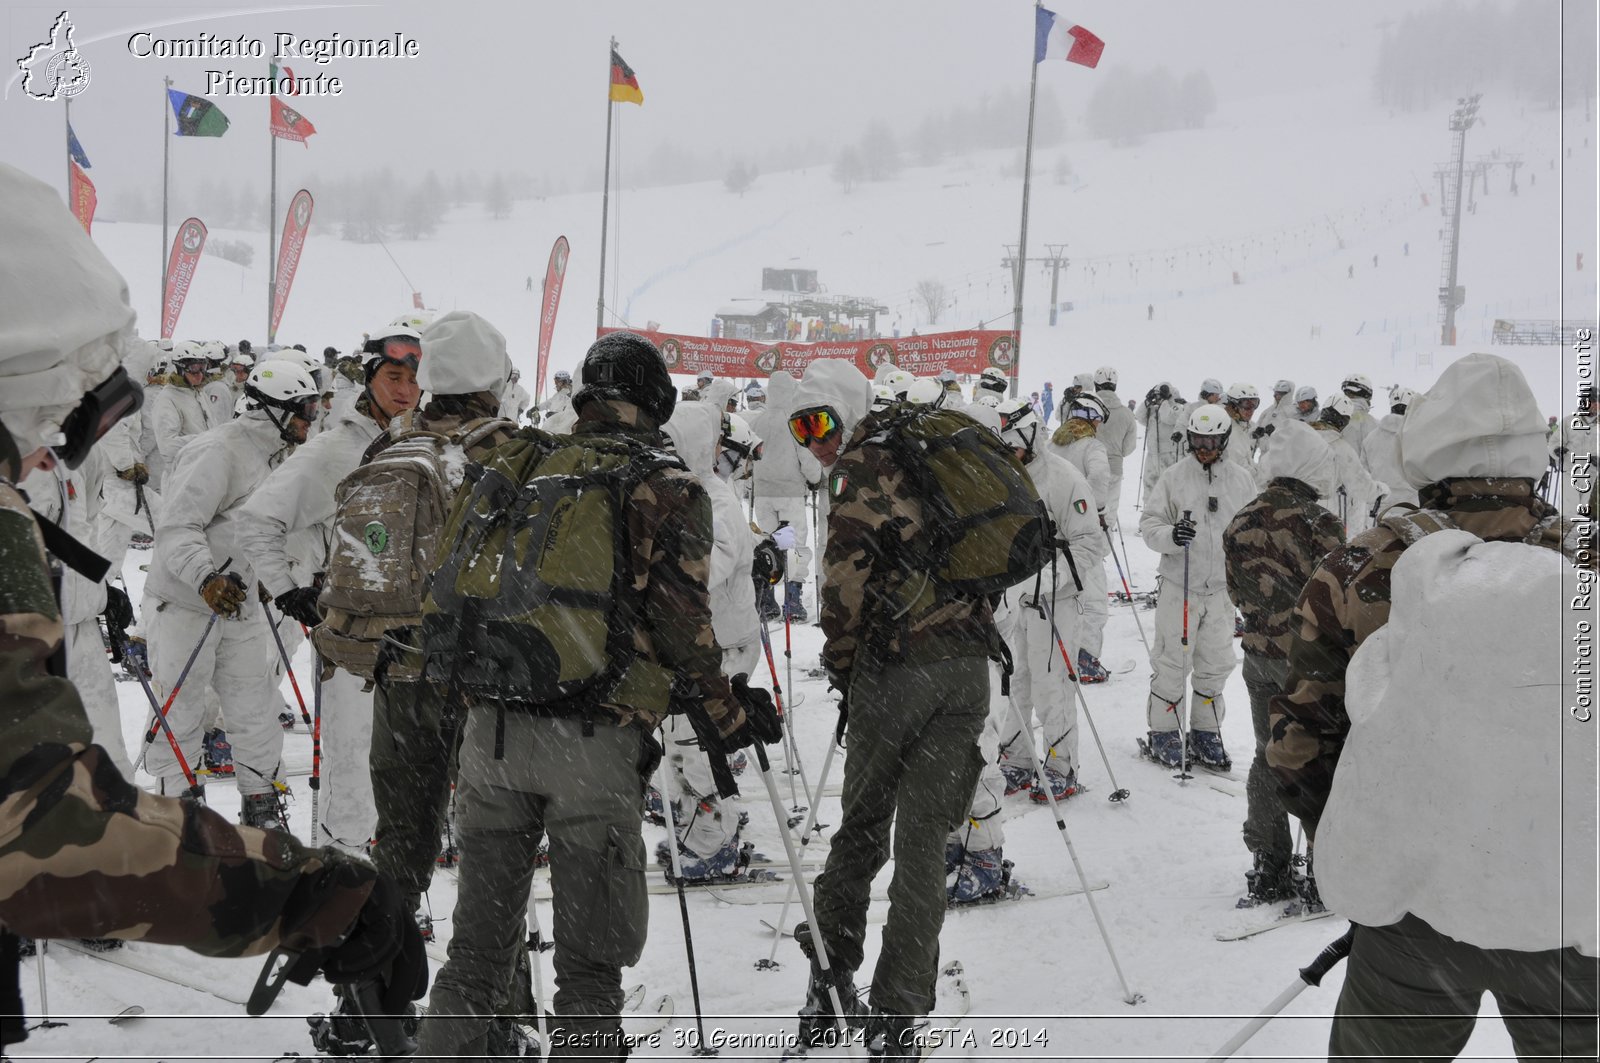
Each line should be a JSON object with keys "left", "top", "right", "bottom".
{"left": 485, "top": 173, "right": 512, "bottom": 220}
{"left": 833, "top": 146, "right": 864, "bottom": 194}
{"left": 860, "top": 120, "right": 900, "bottom": 182}
{"left": 724, "top": 160, "right": 756, "bottom": 197}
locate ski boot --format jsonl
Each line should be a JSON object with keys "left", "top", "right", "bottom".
{"left": 794, "top": 922, "right": 864, "bottom": 1048}
{"left": 414, "top": 912, "right": 435, "bottom": 943}
{"left": 278, "top": 708, "right": 298, "bottom": 731}
{"left": 783, "top": 580, "right": 808, "bottom": 623}
{"left": 758, "top": 582, "right": 782, "bottom": 622}
{"left": 1076, "top": 649, "right": 1110, "bottom": 683}
{"left": 485, "top": 1015, "right": 539, "bottom": 1059}
{"left": 1144, "top": 730, "right": 1184, "bottom": 768}
{"left": 308, "top": 990, "right": 420, "bottom": 1057}
{"left": 642, "top": 784, "right": 666, "bottom": 826}
{"left": 947, "top": 848, "right": 1007, "bottom": 905}
{"left": 130, "top": 531, "right": 154, "bottom": 550}
{"left": 121, "top": 635, "right": 150, "bottom": 680}
{"left": 998, "top": 759, "right": 1035, "bottom": 797}
{"left": 240, "top": 791, "right": 288, "bottom": 832}
{"left": 662, "top": 837, "right": 748, "bottom": 883}
{"left": 201, "top": 728, "right": 233, "bottom": 776}
{"left": 1188, "top": 730, "right": 1232, "bottom": 771}
{"left": 728, "top": 748, "right": 748, "bottom": 776}
{"left": 1029, "top": 764, "right": 1078, "bottom": 803}
{"left": 1238, "top": 852, "right": 1295, "bottom": 908}
{"left": 864, "top": 1009, "right": 919, "bottom": 1061}
{"left": 1290, "top": 852, "right": 1325, "bottom": 915}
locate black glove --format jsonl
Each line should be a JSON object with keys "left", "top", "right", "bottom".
{"left": 199, "top": 571, "right": 248, "bottom": 617}
{"left": 319, "top": 877, "right": 427, "bottom": 1002}
{"left": 1170, "top": 431, "right": 1183, "bottom": 443}
{"left": 834, "top": 698, "right": 850, "bottom": 746}
{"left": 1171, "top": 517, "right": 1197, "bottom": 547}
{"left": 729, "top": 675, "right": 784, "bottom": 747}
{"left": 1554, "top": 446, "right": 1569, "bottom": 459}
{"left": 1144, "top": 385, "right": 1162, "bottom": 408}
{"left": 103, "top": 584, "right": 134, "bottom": 633}
{"left": 1252, "top": 423, "right": 1275, "bottom": 440}
{"left": 276, "top": 586, "right": 325, "bottom": 628}
{"left": 751, "top": 539, "right": 785, "bottom": 586}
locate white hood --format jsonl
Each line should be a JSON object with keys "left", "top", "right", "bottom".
{"left": 0, "top": 163, "right": 137, "bottom": 454}
{"left": 1399, "top": 353, "right": 1549, "bottom": 488}
{"left": 1258, "top": 420, "right": 1335, "bottom": 496}
{"left": 791, "top": 359, "right": 873, "bottom": 440}
{"left": 701, "top": 378, "right": 737, "bottom": 413}
{"left": 664, "top": 400, "right": 720, "bottom": 480}
{"left": 418, "top": 311, "right": 510, "bottom": 396}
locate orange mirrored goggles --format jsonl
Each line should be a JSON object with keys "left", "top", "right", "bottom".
{"left": 788, "top": 407, "right": 841, "bottom": 446}
{"left": 380, "top": 337, "right": 422, "bottom": 370}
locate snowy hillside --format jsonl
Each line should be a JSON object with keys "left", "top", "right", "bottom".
{"left": 87, "top": 82, "right": 1592, "bottom": 410}
{"left": 15, "top": 59, "right": 1594, "bottom": 1063}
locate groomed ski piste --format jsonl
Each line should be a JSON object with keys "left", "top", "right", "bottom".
{"left": 10, "top": 40, "right": 1591, "bottom": 1063}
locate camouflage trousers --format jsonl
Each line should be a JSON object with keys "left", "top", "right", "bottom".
{"left": 416, "top": 712, "right": 654, "bottom": 1062}
{"left": 1240, "top": 652, "right": 1293, "bottom": 866}
{"left": 368, "top": 678, "right": 457, "bottom": 913}
{"left": 812, "top": 653, "right": 987, "bottom": 1018}
{"left": 1331, "top": 914, "right": 1598, "bottom": 1062}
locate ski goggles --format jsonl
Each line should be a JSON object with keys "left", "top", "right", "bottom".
{"left": 1067, "top": 406, "right": 1103, "bottom": 423}
{"left": 378, "top": 336, "right": 421, "bottom": 371}
{"left": 788, "top": 407, "right": 841, "bottom": 446}
{"left": 50, "top": 368, "right": 144, "bottom": 470}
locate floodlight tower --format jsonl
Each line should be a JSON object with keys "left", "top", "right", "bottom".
{"left": 1438, "top": 94, "right": 1481, "bottom": 345}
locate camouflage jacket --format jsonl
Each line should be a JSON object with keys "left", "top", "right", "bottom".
{"left": 1223, "top": 477, "right": 1345, "bottom": 659}
{"left": 1265, "top": 478, "right": 1576, "bottom": 837}
{"left": 519, "top": 400, "right": 742, "bottom": 736}
{"left": 0, "top": 428, "right": 369, "bottom": 986}
{"left": 819, "top": 416, "right": 998, "bottom": 684}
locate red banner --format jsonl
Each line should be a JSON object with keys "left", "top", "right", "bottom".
{"left": 535, "top": 236, "right": 570, "bottom": 401}
{"left": 597, "top": 327, "right": 1019, "bottom": 380}
{"left": 270, "top": 95, "right": 317, "bottom": 144}
{"left": 161, "top": 217, "right": 207, "bottom": 340}
{"left": 68, "top": 161, "right": 96, "bottom": 234}
{"left": 270, "top": 189, "right": 314, "bottom": 342}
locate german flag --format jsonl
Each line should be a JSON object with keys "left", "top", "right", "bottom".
{"left": 609, "top": 48, "right": 643, "bottom": 105}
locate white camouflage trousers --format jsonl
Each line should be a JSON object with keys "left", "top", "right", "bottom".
{"left": 1145, "top": 585, "right": 1235, "bottom": 732}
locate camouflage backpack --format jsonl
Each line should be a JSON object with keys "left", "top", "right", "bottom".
{"left": 865, "top": 404, "right": 1051, "bottom": 596}
{"left": 314, "top": 411, "right": 513, "bottom": 679}
{"left": 418, "top": 431, "right": 686, "bottom": 709}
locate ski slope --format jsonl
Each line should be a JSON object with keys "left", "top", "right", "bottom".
{"left": 17, "top": 68, "right": 1594, "bottom": 1063}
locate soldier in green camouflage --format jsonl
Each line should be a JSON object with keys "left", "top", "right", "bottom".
{"left": 786, "top": 359, "right": 999, "bottom": 1058}
{"left": 1221, "top": 421, "right": 1342, "bottom": 905}
{"left": 0, "top": 162, "right": 421, "bottom": 1048}
{"left": 416, "top": 332, "right": 778, "bottom": 1062}
{"left": 1266, "top": 354, "right": 1596, "bottom": 1060}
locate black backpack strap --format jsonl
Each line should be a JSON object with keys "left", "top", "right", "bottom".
{"left": 31, "top": 508, "right": 111, "bottom": 584}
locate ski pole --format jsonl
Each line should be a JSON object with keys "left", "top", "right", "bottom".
{"left": 756, "top": 736, "right": 841, "bottom": 969}
{"left": 34, "top": 940, "right": 66, "bottom": 1031}
{"left": 749, "top": 741, "right": 861, "bottom": 1057}
{"left": 1103, "top": 518, "right": 1151, "bottom": 657}
{"left": 264, "top": 599, "right": 314, "bottom": 728}
{"left": 757, "top": 613, "right": 805, "bottom": 811}
{"left": 1205, "top": 926, "right": 1354, "bottom": 1062}
{"left": 999, "top": 692, "right": 1141, "bottom": 1005}
{"left": 654, "top": 753, "right": 716, "bottom": 1057}
{"left": 1038, "top": 596, "right": 1129, "bottom": 802}
{"left": 127, "top": 628, "right": 204, "bottom": 792}
{"left": 310, "top": 650, "right": 323, "bottom": 838}
{"left": 525, "top": 884, "right": 550, "bottom": 1061}
{"left": 136, "top": 557, "right": 233, "bottom": 773}
{"left": 1179, "top": 515, "right": 1194, "bottom": 782}
{"left": 135, "top": 481, "right": 157, "bottom": 539}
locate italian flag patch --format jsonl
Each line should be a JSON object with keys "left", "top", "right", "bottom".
{"left": 830, "top": 472, "right": 849, "bottom": 498}
{"left": 1074, "top": 499, "right": 1089, "bottom": 514}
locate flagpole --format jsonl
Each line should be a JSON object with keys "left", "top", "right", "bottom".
{"left": 268, "top": 97, "right": 278, "bottom": 344}
{"left": 64, "top": 96, "right": 71, "bottom": 202}
{"left": 596, "top": 36, "right": 617, "bottom": 332}
{"left": 162, "top": 76, "right": 172, "bottom": 317}
{"left": 1009, "top": 0, "right": 1044, "bottom": 400}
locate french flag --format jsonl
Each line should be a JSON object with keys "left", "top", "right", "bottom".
{"left": 1035, "top": 7, "right": 1105, "bottom": 69}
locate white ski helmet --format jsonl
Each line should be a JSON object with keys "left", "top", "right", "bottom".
{"left": 969, "top": 391, "right": 1002, "bottom": 410}
{"left": 977, "top": 366, "right": 1008, "bottom": 395}
{"left": 1319, "top": 392, "right": 1356, "bottom": 430}
{"left": 884, "top": 369, "right": 916, "bottom": 398}
{"left": 1187, "top": 402, "right": 1233, "bottom": 460}
{"left": 278, "top": 347, "right": 329, "bottom": 392}
{"left": 1389, "top": 385, "right": 1419, "bottom": 413}
{"left": 870, "top": 383, "right": 896, "bottom": 411}
{"left": 905, "top": 377, "right": 946, "bottom": 406}
{"left": 1092, "top": 366, "right": 1118, "bottom": 390}
{"left": 171, "top": 341, "right": 209, "bottom": 377}
{"left": 228, "top": 348, "right": 255, "bottom": 371}
{"left": 1199, "top": 378, "right": 1225, "bottom": 400}
{"left": 1067, "top": 393, "right": 1108, "bottom": 422}
{"left": 1341, "top": 372, "right": 1374, "bottom": 399}
{"left": 1225, "top": 382, "right": 1260, "bottom": 403}
{"left": 996, "top": 397, "right": 1042, "bottom": 457}
{"left": 362, "top": 324, "right": 423, "bottom": 377}
{"left": 232, "top": 394, "right": 248, "bottom": 418}
{"left": 720, "top": 411, "right": 762, "bottom": 460}
{"left": 696, "top": 368, "right": 715, "bottom": 386}
{"left": 1273, "top": 379, "right": 1295, "bottom": 398}
{"left": 745, "top": 381, "right": 766, "bottom": 401}
{"left": 389, "top": 309, "right": 436, "bottom": 333}
{"left": 1294, "top": 385, "right": 1319, "bottom": 405}
{"left": 244, "top": 358, "right": 320, "bottom": 442}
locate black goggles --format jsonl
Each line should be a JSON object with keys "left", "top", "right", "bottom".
{"left": 53, "top": 368, "right": 144, "bottom": 470}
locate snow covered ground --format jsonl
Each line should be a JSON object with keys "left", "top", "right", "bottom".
{"left": 12, "top": 48, "right": 1594, "bottom": 1063}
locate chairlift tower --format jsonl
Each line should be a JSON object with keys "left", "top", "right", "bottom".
{"left": 1438, "top": 94, "right": 1481, "bottom": 345}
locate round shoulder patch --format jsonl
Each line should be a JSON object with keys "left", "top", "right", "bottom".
{"left": 363, "top": 521, "right": 389, "bottom": 555}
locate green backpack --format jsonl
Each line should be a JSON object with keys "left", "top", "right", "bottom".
{"left": 419, "top": 430, "right": 687, "bottom": 710}
{"left": 865, "top": 404, "right": 1051, "bottom": 596}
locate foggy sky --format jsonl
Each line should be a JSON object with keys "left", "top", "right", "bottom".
{"left": 2, "top": 0, "right": 1480, "bottom": 200}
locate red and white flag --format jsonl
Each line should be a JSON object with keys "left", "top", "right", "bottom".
{"left": 161, "top": 218, "right": 207, "bottom": 339}
{"left": 270, "top": 190, "right": 314, "bottom": 342}
{"left": 535, "top": 236, "right": 570, "bottom": 401}
{"left": 1035, "top": 8, "right": 1105, "bottom": 69}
